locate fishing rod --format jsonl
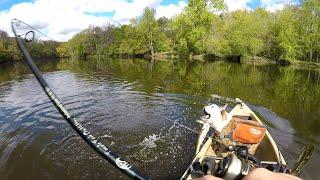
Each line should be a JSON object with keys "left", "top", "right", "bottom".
{"left": 11, "top": 19, "right": 148, "bottom": 180}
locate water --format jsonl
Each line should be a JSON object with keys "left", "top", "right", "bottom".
{"left": 0, "top": 58, "right": 319, "bottom": 179}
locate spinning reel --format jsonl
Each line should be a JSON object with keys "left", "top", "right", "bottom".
{"left": 189, "top": 146, "right": 289, "bottom": 180}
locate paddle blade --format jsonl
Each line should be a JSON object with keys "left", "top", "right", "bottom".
{"left": 291, "top": 143, "right": 315, "bottom": 175}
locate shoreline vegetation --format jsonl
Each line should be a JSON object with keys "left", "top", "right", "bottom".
{"left": 0, "top": 0, "right": 319, "bottom": 69}
{"left": 154, "top": 52, "right": 320, "bottom": 70}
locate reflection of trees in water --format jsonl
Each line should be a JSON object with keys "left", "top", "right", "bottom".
{"left": 0, "top": 59, "right": 60, "bottom": 83}
{"left": 148, "top": 58, "right": 154, "bottom": 79}
{"left": 54, "top": 58, "right": 320, "bottom": 138}
{"left": 317, "top": 71, "right": 320, "bottom": 85}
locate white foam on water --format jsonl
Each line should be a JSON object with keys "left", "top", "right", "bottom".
{"left": 101, "top": 134, "right": 112, "bottom": 138}
{"left": 139, "top": 134, "right": 162, "bottom": 148}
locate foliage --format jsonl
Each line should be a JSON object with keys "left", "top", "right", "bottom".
{"left": 58, "top": 0, "right": 318, "bottom": 62}
{"left": 0, "top": 29, "right": 60, "bottom": 62}
{"left": 297, "top": 0, "right": 320, "bottom": 61}
{"left": 0, "top": 30, "right": 22, "bottom": 61}
{"left": 1, "top": 0, "right": 320, "bottom": 62}
{"left": 275, "top": 7, "right": 301, "bottom": 61}
{"left": 170, "top": 0, "right": 217, "bottom": 55}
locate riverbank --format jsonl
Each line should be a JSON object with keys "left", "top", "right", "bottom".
{"left": 242, "top": 58, "right": 320, "bottom": 70}
{"left": 3, "top": 52, "right": 320, "bottom": 70}
{"left": 0, "top": 59, "right": 20, "bottom": 64}
{"left": 154, "top": 52, "right": 320, "bottom": 70}
{"left": 0, "top": 55, "right": 62, "bottom": 63}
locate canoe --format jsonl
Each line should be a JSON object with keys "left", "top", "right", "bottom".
{"left": 181, "top": 95, "right": 287, "bottom": 180}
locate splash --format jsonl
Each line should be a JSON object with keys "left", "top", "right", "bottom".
{"left": 140, "top": 134, "right": 162, "bottom": 148}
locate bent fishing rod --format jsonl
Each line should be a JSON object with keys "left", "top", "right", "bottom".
{"left": 11, "top": 19, "right": 148, "bottom": 180}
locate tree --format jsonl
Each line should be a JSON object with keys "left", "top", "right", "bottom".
{"left": 138, "top": 8, "right": 158, "bottom": 57}
{"left": 212, "top": 9, "right": 270, "bottom": 59}
{"left": 57, "top": 0, "right": 318, "bottom": 62}
{"left": 56, "top": 43, "right": 69, "bottom": 57}
{"left": 171, "top": 0, "right": 223, "bottom": 55}
{"left": 298, "top": 0, "right": 320, "bottom": 61}
{"left": 273, "top": 7, "right": 301, "bottom": 61}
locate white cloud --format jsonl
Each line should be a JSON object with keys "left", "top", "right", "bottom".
{"left": 0, "top": 0, "right": 184, "bottom": 41}
{"left": 0, "top": 0, "right": 299, "bottom": 41}
{"left": 225, "top": 0, "right": 248, "bottom": 11}
{"left": 155, "top": 1, "right": 187, "bottom": 19}
{"left": 261, "top": 0, "right": 298, "bottom": 12}
{"left": 112, "top": 0, "right": 162, "bottom": 24}
{"left": 0, "top": 0, "right": 114, "bottom": 41}
{"left": 223, "top": 0, "right": 297, "bottom": 12}
{"left": 265, "top": 3, "right": 285, "bottom": 12}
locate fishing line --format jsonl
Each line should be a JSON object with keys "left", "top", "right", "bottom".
{"left": 75, "top": 55, "right": 315, "bottom": 177}
{"left": 70, "top": 63, "right": 218, "bottom": 141}
{"left": 70, "top": 61, "right": 207, "bottom": 137}
{"left": 11, "top": 18, "right": 148, "bottom": 180}
{"left": 159, "top": 115, "right": 200, "bottom": 135}
{"left": 159, "top": 115, "right": 223, "bottom": 145}
{"left": 65, "top": 64, "right": 220, "bottom": 145}
{"left": 12, "top": 18, "right": 52, "bottom": 40}
{"left": 12, "top": 19, "right": 232, "bottom": 170}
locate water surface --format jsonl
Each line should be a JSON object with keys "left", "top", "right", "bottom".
{"left": 0, "top": 58, "right": 319, "bottom": 179}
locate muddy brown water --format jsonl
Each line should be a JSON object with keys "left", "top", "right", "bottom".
{"left": 0, "top": 58, "right": 319, "bottom": 179}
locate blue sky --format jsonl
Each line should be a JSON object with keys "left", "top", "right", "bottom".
{"left": 247, "top": 0, "right": 261, "bottom": 9}
{"left": 0, "top": 0, "right": 298, "bottom": 41}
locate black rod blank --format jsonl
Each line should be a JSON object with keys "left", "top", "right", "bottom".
{"left": 11, "top": 19, "right": 148, "bottom": 180}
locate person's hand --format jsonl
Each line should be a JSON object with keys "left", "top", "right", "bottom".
{"left": 196, "top": 168, "right": 301, "bottom": 180}
{"left": 196, "top": 175, "right": 222, "bottom": 180}
{"left": 243, "top": 168, "right": 301, "bottom": 180}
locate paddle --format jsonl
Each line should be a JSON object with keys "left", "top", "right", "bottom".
{"left": 11, "top": 19, "right": 148, "bottom": 180}
{"left": 291, "top": 143, "right": 315, "bottom": 175}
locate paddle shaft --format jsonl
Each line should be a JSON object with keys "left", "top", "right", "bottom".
{"left": 11, "top": 20, "right": 148, "bottom": 180}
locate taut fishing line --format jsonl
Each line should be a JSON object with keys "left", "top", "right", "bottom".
{"left": 11, "top": 18, "right": 148, "bottom": 180}
{"left": 11, "top": 18, "right": 314, "bottom": 179}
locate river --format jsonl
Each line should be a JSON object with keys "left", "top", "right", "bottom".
{"left": 0, "top": 58, "right": 319, "bottom": 179}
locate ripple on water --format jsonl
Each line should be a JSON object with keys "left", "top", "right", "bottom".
{"left": 0, "top": 59, "right": 318, "bottom": 179}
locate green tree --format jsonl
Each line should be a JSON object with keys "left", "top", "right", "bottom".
{"left": 275, "top": 7, "right": 301, "bottom": 61}
{"left": 0, "top": 30, "right": 10, "bottom": 61}
{"left": 212, "top": 9, "right": 270, "bottom": 59}
{"left": 138, "top": 8, "right": 158, "bottom": 57}
{"left": 171, "top": 0, "right": 223, "bottom": 55}
{"left": 298, "top": 0, "right": 320, "bottom": 62}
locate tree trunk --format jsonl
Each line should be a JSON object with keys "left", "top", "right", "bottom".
{"left": 148, "top": 32, "right": 155, "bottom": 58}
{"left": 148, "top": 27, "right": 154, "bottom": 59}
{"left": 149, "top": 40, "right": 155, "bottom": 57}
{"left": 310, "top": 49, "right": 312, "bottom": 62}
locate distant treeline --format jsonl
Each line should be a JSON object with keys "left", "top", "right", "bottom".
{"left": 58, "top": 0, "right": 319, "bottom": 62}
{"left": 0, "top": 30, "right": 60, "bottom": 62}
{"left": 1, "top": 0, "right": 319, "bottom": 63}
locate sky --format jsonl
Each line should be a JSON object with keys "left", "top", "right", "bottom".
{"left": 0, "top": 0, "right": 299, "bottom": 41}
